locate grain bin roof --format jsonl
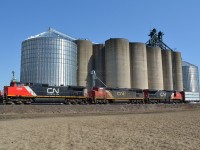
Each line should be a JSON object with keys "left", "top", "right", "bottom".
{"left": 27, "top": 27, "right": 76, "bottom": 41}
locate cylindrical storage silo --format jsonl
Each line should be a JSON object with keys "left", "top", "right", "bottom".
{"left": 172, "top": 51, "right": 183, "bottom": 91}
{"left": 20, "top": 28, "right": 77, "bottom": 86}
{"left": 146, "top": 46, "right": 164, "bottom": 90}
{"left": 162, "top": 50, "right": 173, "bottom": 90}
{"left": 75, "top": 39, "right": 93, "bottom": 90}
{"left": 105, "top": 38, "right": 131, "bottom": 88}
{"left": 93, "top": 44, "right": 105, "bottom": 87}
{"left": 182, "top": 61, "right": 200, "bottom": 92}
{"left": 129, "top": 42, "right": 148, "bottom": 89}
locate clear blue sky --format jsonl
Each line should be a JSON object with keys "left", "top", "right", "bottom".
{"left": 0, "top": 0, "right": 200, "bottom": 90}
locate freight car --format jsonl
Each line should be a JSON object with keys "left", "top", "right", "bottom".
{"left": 2, "top": 80, "right": 86, "bottom": 104}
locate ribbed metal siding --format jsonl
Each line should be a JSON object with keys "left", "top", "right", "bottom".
{"left": 20, "top": 37, "right": 77, "bottom": 86}
{"left": 182, "top": 62, "right": 199, "bottom": 92}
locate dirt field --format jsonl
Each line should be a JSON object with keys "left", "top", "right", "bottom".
{"left": 0, "top": 106, "right": 200, "bottom": 150}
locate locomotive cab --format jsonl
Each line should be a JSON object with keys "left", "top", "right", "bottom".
{"left": 3, "top": 79, "right": 35, "bottom": 104}
{"left": 170, "top": 91, "right": 184, "bottom": 103}
{"left": 88, "top": 87, "right": 108, "bottom": 104}
{"left": 10, "top": 80, "right": 24, "bottom": 87}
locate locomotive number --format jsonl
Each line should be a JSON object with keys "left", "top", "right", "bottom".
{"left": 47, "top": 88, "right": 60, "bottom": 95}
{"left": 117, "top": 91, "right": 125, "bottom": 96}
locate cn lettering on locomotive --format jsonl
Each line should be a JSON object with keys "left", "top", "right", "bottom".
{"left": 160, "top": 91, "right": 166, "bottom": 97}
{"left": 117, "top": 91, "right": 125, "bottom": 96}
{"left": 47, "top": 88, "right": 60, "bottom": 95}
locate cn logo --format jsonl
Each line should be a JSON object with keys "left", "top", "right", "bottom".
{"left": 47, "top": 88, "right": 59, "bottom": 95}
{"left": 160, "top": 92, "right": 166, "bottom": 97}
{"left": 117, "top": 91, "right": 125, "bottom": 96}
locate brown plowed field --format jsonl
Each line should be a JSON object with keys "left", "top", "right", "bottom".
{"left": 0, "top": 104, "right": 200, "bottom": 149}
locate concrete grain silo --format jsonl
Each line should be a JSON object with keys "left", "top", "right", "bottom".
{"left": 75, "top": 39, "right": 93, "bottom": 90}
{"left": 146, "top": 47, "right": 164, "bottom": 90}
{"left": 129, "top": 42, "right": 148, "bottom": 89}
{"left": 172, "top": 51, "right": 183, "bottom": 91}
{"left": 93, "top": 44, "right": 105, "bottom": 87}
{"left": 105, "top": 38, "right": 131, "bottom": 88}
{"left": 162, "top": 50, "right": 173, "bottom": 90}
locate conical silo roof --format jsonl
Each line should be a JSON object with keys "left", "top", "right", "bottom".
{"left": 27, "top": 28, "right": 76, "bottom": 41}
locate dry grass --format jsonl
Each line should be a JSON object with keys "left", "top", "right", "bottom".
{"left": 0, "top": 109, "right": 200, "bottom": 150}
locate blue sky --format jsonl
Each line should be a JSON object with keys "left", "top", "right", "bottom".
{"left": 0, "top": 0, "right": 200, "bottom": 90}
